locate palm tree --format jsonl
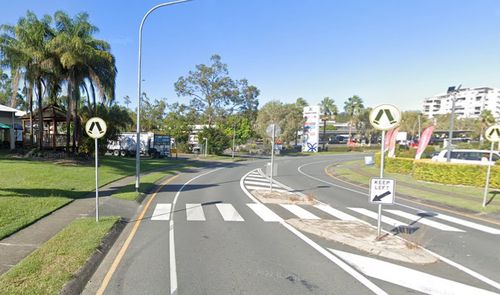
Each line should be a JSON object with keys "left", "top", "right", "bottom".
{"left": 344, "top": 95, "right": 364, "bottom": 143}
{"left": 51, "top": 11, "right": 116, "bottom": 153}
{"left": 1, "top": 11, "right": 57, "bottom": 150}
{"left": 479, "top": 109, "right": 495, "bottom": 144}
{"left": 319, "top": 97, "right": 337, "bottom": 149}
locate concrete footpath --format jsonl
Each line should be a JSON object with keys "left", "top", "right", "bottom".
{"left": 0, "top": 170, "right": 171, "bottom": 276}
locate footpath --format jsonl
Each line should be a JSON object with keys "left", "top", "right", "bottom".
{"left": 327, "top": 160, "right": 500, "bottom": 222}
{"left": 0, "top": 162, "right": 188, "bottom": 276}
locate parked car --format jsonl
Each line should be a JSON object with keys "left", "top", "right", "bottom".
{"left": 431, "top": 149, "right": 500, "bottom": 165}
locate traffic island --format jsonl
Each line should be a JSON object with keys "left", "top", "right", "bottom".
{"left": 286, "top": 218, "right": 437, "bottom": 264}
{"left": 252, "top": 189, "right": 316, "bottom": 205}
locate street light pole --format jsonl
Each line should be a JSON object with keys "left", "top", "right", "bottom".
{"left": 135, "top": 0, "right": 191, "bottom": 192}
{"left": 446, "top": 85, "right": 461, "bottom": 163}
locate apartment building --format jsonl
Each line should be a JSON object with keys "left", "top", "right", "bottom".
{"left": 422, "top": 87, "right": 500, "bottom": 119}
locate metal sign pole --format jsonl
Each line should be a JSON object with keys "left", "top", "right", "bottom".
{"left": 95, "top": 137, "right": 99, "bottom": 222}
{"left": 377, "top": 130, "right": 385, "bottom": 238}
{"left": 482, "top": 141, "right": 494, "bottom": 207}
{"left": 270, "top": 124, "right": 275, "bottom": 192}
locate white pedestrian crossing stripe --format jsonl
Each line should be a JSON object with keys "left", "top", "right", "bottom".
{"left": 280, "top": 204, "right": 320, "bottom": 219}
{"left": 348, "top": 207, "right": 406, "bottom": 227}
{"left": 385, "top": 209, "right": 464, "bottom": 232}
{"left": 216, "top": 203, "right": 245, "bottom": 221}
{"left": 431, "top": 212, "right": 500, "bottom": 235}
{"left": 247, "top": 204, "right": 282, "bottom": 222}
{"left": 186, "top": 203, "right": 206, "bottom": 221}
{"left": 315, "top": 204, "right": 358, "bottom": 221}
{"left": 151, "top": 203, "right": 171, "bottom": 220}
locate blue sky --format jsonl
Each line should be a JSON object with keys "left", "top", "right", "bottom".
{"left": 2, "top": 0, "right": 500, "bottom": 111}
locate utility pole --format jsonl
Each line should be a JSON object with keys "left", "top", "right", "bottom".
{"left": 232, "top": 124, "right": 236, "bottom": 159}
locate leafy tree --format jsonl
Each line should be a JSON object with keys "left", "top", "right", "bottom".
{"left": 319, "top": 97, "right": 337, "bottom": 149}
{"left": 163, "top": 102, "right": 193, "bottom": 152}
{"left": 174, "top": 54, "right": 259, "bottom": 126}
{"left": 140, "top": 92, "right": 166, "bottom": 132}
{"left": 399, "top": 111, "right": 428, "bottom": 141}
{"left": 123, "top": 95, "right": 131, "bottom": 109}
{"left": 479, "top": 110, "right": 495, "bottom": 143}
{"left": 344, "top": 95, "right": 364, "bottom": 141}
{"left": 255, "top": 101, "right": 288, "bottom": 141}
{"left": 197, "top": 126, "right": 230, "bottom": 155}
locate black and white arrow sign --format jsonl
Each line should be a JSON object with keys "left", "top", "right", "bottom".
{"left": 85, "top": 117, "right": 107, "bottom": 139}
{"left": 370, "top": 178, "right": 395, "bottom": 204}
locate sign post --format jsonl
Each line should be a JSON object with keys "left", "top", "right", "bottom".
{"left": 85, "top": 117, "right": 107, "bottom": 222}
{"left": 266, "top": 124, "right": 281, "bottom": 192}
{"left": 369, "top": 104, "right": 401, "bottom": 238}
{"left": 483, "top": 125, "right": 500, "bottom": 207}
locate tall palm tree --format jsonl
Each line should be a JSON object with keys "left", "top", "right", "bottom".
{"left": 1, "top": 11, "right": 57, "bottom": 150}
{"left": 51, "top": 11, "right": 116, "bottom": 153}
{"left": 319, "top": 97, "right": 337, "bottom": 149}
{"left": 344, "top": 95, "right": 364, "bottom": 143}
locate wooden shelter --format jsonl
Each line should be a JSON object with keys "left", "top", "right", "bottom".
{"left": 21, "top": 104, "right": 72, "bottom": 149}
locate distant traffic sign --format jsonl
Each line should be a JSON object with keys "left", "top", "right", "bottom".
{"left": 485, "top": 125, "right": 500, "bottom": 142}
{"left": 370, "top": 178, "right": 395, "bottom": 204}
{"left": 85, "top": 117, "right": 107, "bottom": 139}
{"left": 369, "top": 104, "right": 401, "bottom": 131}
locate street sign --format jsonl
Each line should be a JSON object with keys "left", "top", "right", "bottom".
{"left": 86, "top": 117, "right": 107, "bottom": 139}
{"left": 370, "top": 178, "right": 395, "bottom": 204}
{"left": 485, "top": 125, "right": 500, "bottom": 142}
{"left": 266, "top": 124, "right": 281, "bottom": 137}
{"left": 369, "top": 104, "right": 401, "bottom": 131}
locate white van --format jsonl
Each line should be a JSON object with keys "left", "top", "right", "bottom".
{"left": 431, "top": 149, "right": 500, "bottom": 165}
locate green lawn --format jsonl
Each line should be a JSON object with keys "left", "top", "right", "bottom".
{"left": 0, "top": 156, "right": 187, "bottom": 240}
{"left": 331, "top": 160, "right": 500, "bottom": 213}
{"left": 0, "top": 217, "right": 118, "bottom": 295}
{"left": 112, "top": 171, "right": 176, "bottom": 201}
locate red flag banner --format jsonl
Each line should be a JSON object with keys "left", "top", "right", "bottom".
{"left": 415, "top": 125, "right": 435, "bottom": 160}
{"left": 388, "top": 127, "right": 399, "bottom": 158}
{"left": 384, "top": 128, "right": 394, "bottom": 153}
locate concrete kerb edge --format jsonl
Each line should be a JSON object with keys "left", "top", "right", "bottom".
{"left": 59, "top": 218, "right": 127, "bottom": 295}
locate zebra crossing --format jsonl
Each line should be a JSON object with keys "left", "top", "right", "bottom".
{"left": 148, "top": 200, "right": 500, "bottom": 235}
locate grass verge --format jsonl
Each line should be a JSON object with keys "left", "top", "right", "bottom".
{"left": 331, "top": 160, "right": 500, "bottom": 213}
{"left": 0, "top": 217, "right": 118, "bottom": 295}
{"left": 0, "top": 156, "right": 186, "bottom": 240}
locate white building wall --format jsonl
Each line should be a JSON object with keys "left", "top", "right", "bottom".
{"left": 422, "top": 87, "right": 500, "bottom": 120}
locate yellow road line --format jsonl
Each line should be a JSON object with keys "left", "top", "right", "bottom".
{"left": 323, "top": 164, "right": 500, "bottom": 227}
{"left": 96, "top": 174, "right": 180, "bottom": 295}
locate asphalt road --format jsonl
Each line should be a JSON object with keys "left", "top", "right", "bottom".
{"left": 85, "top": 154, "right": 500, "bottom": 295}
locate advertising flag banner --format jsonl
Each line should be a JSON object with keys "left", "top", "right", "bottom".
{"left": 384, "top": 128, "right": 394, "bottom": 152}
{"left": 415, "top": 125, "right": 435, "bottom": 160}
{"left": 388, "top": 127, "right": 399, "bottom": 158}
{"left": 302, "top": 106, "right": 320, "bottom": 152}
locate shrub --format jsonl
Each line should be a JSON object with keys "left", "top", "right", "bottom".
{"left": 374, "top": 153, "right": 413, "bottom": 174}
{"left": 413, "top": 161, "right": 500, "bottom": 188}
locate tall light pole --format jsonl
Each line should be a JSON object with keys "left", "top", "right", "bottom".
{"left": 135, "top": 0, "right": 191, "bottom": 192}
{"left": 446, "top": 84, "right": 461, "bottom": 162}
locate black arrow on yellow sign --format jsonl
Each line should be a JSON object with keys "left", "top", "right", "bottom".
{"left": 373, "top": 109, "right": 397, "bottom": 125}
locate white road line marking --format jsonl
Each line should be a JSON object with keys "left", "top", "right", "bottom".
{"left": 244, "top": 180, "right": 281, "bottom": 187}
{"left": 216, "top": 203, "right": 245, "bottom": 221}
{"left": 348, "top": 207, "right": 406, "bottom": 227}
{"left": 185, "top": 203, "right": 206, "bottom": 221}
{"left": 244, "top": 185, "right": 288, "bottom": 192}
{"left": 385, "top": 209, "right": 465, "bottom": 232}
{"left": 170, "top": 168, "right": 221, "bottom": 295}
{"left": 280, "top": 204, "right": 320, "bottom": 219}
{"left": 329, "top": 248, "right": 498, "bottom": 295}
{"left": 314, "top": 204, "right": 359, "bottom": 221}
{"left": 151, "top": 203, "right": 171, "bottom": 220}
{"left": 432, "top": 212, "right": 500, "bottom": 235}
{"left": 247, "top": 203, "right": 282, "bottom": 222}
{"left": 239, "top": 170, "right": 387, "bottom": 295}
{"left": 245, "top": 176, "right": 267, "bottom": 181}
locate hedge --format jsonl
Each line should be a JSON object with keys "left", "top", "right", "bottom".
{"left": 413, "top": 161, "right": 500, "bottom": 189}
{"left": 373, "top": 153, "right": 500, "bottom": 188}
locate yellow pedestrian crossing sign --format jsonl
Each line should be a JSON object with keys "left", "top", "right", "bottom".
{"left": 485, "top": 125, "right": 500, "bottom": 142}
{"left": 85, "top": 117, "right": 107, "bottom": 139}
{"left": 369, "top": 104, "right": 401, "bottom": 131}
